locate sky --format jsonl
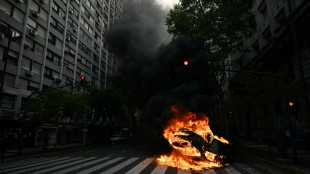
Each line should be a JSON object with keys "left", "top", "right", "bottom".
{"left": 155, "top": 0, "right": 179, "bottom": 10}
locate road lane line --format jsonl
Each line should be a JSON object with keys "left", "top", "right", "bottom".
{"left": 76, "top": 157, "right": 124, "bottom": 174}
{"left": 33, "top": 157, "right": 96, "bottom": 174}
{"left": 151, "top": 164, "right": 168, "bottom": 174}
{"left": 224, "top": 166, "right": 242, "bottom": 174}
{"left": 51, "top": 157, "right": 110, "bottom": 174}
{"left": 125, "top": 158, "right": 154, "bottom": 174}
{"left": 235, "top": 162, "right": 262, "bottom": 174}
{"left": 202, "top": 168, "right": 216, "bottom": 174}
{"left": 1, "top": 157, "right": 71, "bottom": 173}
{"left": 100, "top": 157, "right": 139, "bottom": 174}
{"left": 6, "top": 157, "right": 83, "bottom": 174}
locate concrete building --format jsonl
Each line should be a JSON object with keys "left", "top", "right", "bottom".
{"left": 0, "top": 0, "right": 123, "bottom": 123}
{"left": 223, "top": 0, "right": 310, "bottom": 140}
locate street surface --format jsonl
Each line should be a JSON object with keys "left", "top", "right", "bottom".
{"left": 0, "top": 139, "right": 293, "bottom": 174}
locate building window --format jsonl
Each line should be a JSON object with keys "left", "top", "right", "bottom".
{"left": 48, "top": 34, "right": 56, "bottom": 45}
{"left": 7, "top": 51, "right": 18, "bottom": 65}
{"left": 46, "top": 50, "right": 61, "bottom": 66}
{"left": 1, "top": 94, "right": 15, "bottom": 109}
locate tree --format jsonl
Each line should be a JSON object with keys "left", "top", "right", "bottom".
{"left": 26, "top": 87, "right": 89, "bottom": 146}
{"left": 166, "top": 0, "right": 256, "bottom": 83}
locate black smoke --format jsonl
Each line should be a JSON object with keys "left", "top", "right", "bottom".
{"left": 106, "top": 0, "right": 219, "bottom": 132}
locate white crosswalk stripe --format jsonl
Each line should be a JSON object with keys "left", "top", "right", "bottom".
{"left": 51, "top": 157, "right": 110, "bottom": 174}
{"left": 0, "top": 157, "right": 58, "bottom": 169}
{"left": 235, "top": 162, "right": 262, "bottom": 174}
{"left": 100, "top": 157, "right": 139, "bottom": 174}
{"left": 151, "top": 164, "right": 168, "bottom": 174}
{"left": 125, "top": 157, "right": 154, "bottom": 174}
{"left": 33, "top": 157, "right": 97, "bottom": 174}
{"left": 202, "top": 168, "right": 216, "bottom": 174}
{"left": 7, "top": 157, "right": 83, "bottom": 174}
{"left": 76, "top": 157, "right": 124, "bottom": 174}
{"left": 0, "top": 156, "right": 266, "bottom": 174}
{"left": 0, "top": 157, "right": 71, "bottom": 173}
{"left": 224, "top": 166, "right": 242, "bottom": 174}
{"left": 177, "top": 169, "right": 191, "bottom": 174}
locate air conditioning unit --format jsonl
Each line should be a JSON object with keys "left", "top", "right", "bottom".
{"left": 31, "top": 10, "right": 40, "bottom": 18}
{"left": 29, "top": 29, "right": 37, "bottom": 36}
{"left": 69, "top": 9, "right": 74, "bottom": 14}
{"left": 26, "top": 70, "right": 33, "bottom": 76}
{"left": 73, "top": 28, "right": 78, "bottom": 33}
{"left": 0, "top": 32, "right": 4, "bottom": 39}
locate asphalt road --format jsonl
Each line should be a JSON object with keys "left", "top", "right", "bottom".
{"left": 0, "top": 139, "right": 294, "bottom": 174}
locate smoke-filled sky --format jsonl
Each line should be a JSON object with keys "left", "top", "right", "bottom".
{"left": 106, "top": 0, "right": 217, "bottom": 131}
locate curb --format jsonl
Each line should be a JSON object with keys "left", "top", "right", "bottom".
{"left": 4, "top": 145, "right": 102, "bottom": 163}
{"left": 239, "top": 150, "right": 304, "bottom": 174}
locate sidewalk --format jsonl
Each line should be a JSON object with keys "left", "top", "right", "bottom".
{"left": 3, "top": 143, "right": 87, "bottom": 162}
{"left": 237, "top": 139, "right": 310, "bottom": 174}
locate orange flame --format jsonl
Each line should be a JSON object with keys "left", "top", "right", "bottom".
{"left": 157, "top": 105, "right": 229, "bottom": 171}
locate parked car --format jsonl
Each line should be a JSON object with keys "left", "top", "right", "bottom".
{"left": 110, "top": 128, "right": 130, "bottom": 143}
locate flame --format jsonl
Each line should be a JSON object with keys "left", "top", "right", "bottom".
{"left": 157, "top": 105, "right": 229, "bottom": 171}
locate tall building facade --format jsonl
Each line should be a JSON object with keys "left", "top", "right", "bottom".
{"left": 224, "top": 0, "right": 310, "bottom": 139}
{"left": 0, "top": 0, "right": 123, "bottom": 122}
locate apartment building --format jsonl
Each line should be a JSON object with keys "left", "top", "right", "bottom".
{"left": 224, "top": 0, "right": 310, "bottom": 138}
{"left": 0, "top": 0, "right": 123, "bottom": 124}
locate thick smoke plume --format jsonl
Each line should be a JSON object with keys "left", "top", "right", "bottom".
{"left": 106, "top": 0, "right": 218, "bottom": 132}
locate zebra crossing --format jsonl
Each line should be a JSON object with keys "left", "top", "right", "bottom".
{"left": 0, "top": 156, "right": 263, "bottom": 174}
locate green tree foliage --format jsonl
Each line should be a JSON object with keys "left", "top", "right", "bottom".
{"left": 166, "top": 0, "right": 256, "bottom": 71}
{"left": 27, "top": 88, "right": 89, "bottom": 124}
{"left": 88, "top": 82, "right": 126, "bottom": 119}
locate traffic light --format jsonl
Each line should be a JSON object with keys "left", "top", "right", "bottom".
{"left": 79, "top": 74, "right": 87, "bottom": 86}
{"left": 289, "top": 101, "right": 295, "bottom": 107}
{"left": 288, "top": 100, "right": 299, "bottom": 115}
{"left": 184, "top": 60, "right": 189, "bottom": 66}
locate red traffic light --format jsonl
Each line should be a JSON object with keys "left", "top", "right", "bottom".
{"left": 79, "top": 75, "right": 85, "bottom": 80}
{"left": 289, "top": 102, "right": 295, "bottom": 107}
{"left": 184, "top": 60, "right": 189, "bottom": 66}
{"left": 18, "top": 113, "right": 23, "bottom": 118}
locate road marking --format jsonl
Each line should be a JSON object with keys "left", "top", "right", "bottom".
{"left": 202, "top": 168, "right": 216, "bottom": 174}
{"left": 125, "top": 158, "right": 154, "bottom": 174}
{"left": 224, "top": 166, "right": 242, "bottom": 174}
{"left": 177, "top": 169, "right": 191, "bottom": 174}
{"left": 151, "top": 164, "right": 168, "bottom": 174}
{"left": 235, "top": 162, "right": 262, "bottom": 174}
{"left": 100, "top": 157, "right": 139, "bottom": 174}
{"left": 0, "top": 157, "right": 57, "bottom": 169}
{"left": 33, "top": 157, "right": 96, "bottom": 174}
{"left": 51, "top": 157, "right": 110, "bottom": 174}
{"left": 1, "top": 157, "right": 71, "bottom": 173}
{"left": 76, "top": 157, "right": 124, "bottom": 174}
{"left": 7, "top": 157, "right": 82, "bottom": 174}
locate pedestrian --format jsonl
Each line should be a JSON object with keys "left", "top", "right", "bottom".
{"left": 0, "top": 139, "right": 7, "bottom": 163}
{"left": 43, "top": 133, "right": 49, "bottom": 150}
